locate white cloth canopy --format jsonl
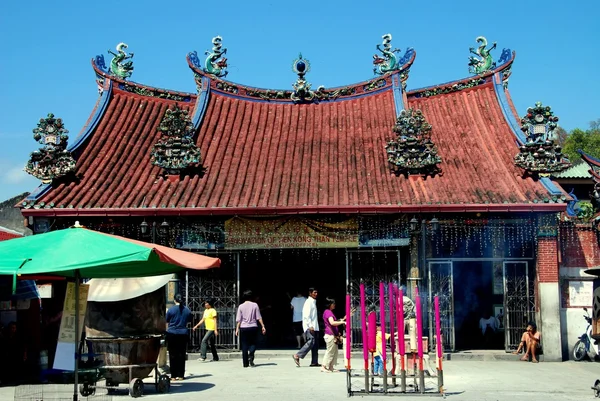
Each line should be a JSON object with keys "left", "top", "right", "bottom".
{"left": 87, "top": 274, "right": 173, "bottom": 302}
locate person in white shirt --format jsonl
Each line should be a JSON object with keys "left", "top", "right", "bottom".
{"left": 290, "top": 290, "right": 307, "bottom": 348}
{"left": 292, "top": 287, "right": 319, "bottom": 367}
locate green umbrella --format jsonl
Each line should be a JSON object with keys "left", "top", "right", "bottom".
{"left": 0, "top": 223, "right": 220, "bottom": 399}
{"left": 0, "top": 225, "right": 220, "bottom": 277}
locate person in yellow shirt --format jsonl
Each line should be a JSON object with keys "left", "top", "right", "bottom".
{"left": 193, "top": 299, "right": 219, "bottom": 362}
{"left": 374, "top": 323, "right": 391, "bottom": 376}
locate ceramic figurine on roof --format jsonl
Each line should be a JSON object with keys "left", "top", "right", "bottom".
{"left": 108, "top": 43, "right": 134, "bottom": 79}
{"left": 514, "top": 102, "right": 571, "bottom": 176}
{"left": 204, "top": 36, "right": 228, "bottom": 78}
{"left": 150, "top": 105, "right": 202, "bottom": 175}
{"left": 468, "top": 36, "right": 496, "bottom": 75}
{"left": 291, "top": 54, "right": 315, "bottom": 102}
{"left": 24, "top": 113, "right": 76, "bottom": 184}
{"left": 385, "top": 109, "right": 442, "bottom": 177}
{"left": 373, "top": 34, "right": 402, "bottom": 75}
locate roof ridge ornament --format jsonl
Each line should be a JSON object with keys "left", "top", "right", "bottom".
{"left": 514, "top": 102, "right": 571, "bottom": 176}
{"left": 24, "top": 113, "right": 76, "bottom": 184}
{"left": 373, "top": 34, "right": 402, "bottom": 75}
{"left": 151, "top": 105, "right": 203, "bottom": 176}
{"left": 204, "top": 36, "right": 228, "bottom": 78}
{"left": 108, "top": 43, "right": 134, "bottom": 79}
{"left": 385, "top": 109, "right": 442, "bottom": 177}
{"left": 468, "top": 36, "right": 496, "bottom": 75}
{"left": 291, "top": 53, "right": 315, "bottom": 103}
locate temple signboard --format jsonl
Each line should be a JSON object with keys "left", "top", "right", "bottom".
{"left": 225, "top": 216, "right": 359, "bottom": 249}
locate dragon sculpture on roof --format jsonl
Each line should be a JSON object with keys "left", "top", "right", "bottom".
{"left": 468, "top": 36, "right": 496, "bottom": 75}
{"left": 373, "top": 34, "right": 402, "bottom": 75}
{"left": 204, "top": 36, "right": 228, "bottom": 78}
{"left": 108, "top": 43, "right": 134, "bottom": 79}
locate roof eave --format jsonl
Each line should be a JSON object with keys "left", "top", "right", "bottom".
{"left": 20, "top": 203, "right": 566, "bottom": 217}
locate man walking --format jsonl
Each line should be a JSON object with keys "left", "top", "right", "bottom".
{"left": 293, "top": 288, "right": 319, "bottom": 367}
{"left": 290, "top": 289, "right": 307, "bottom": 348}
{"left": 193, "top": 299, "right": 219, "bottom": 362}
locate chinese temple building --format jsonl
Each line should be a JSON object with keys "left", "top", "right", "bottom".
{"left": 19, "top": 36, "right": 576, "bottom": 360}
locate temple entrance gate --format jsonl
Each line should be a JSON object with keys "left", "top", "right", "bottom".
{"left": 184, "top": 252, "right": 239, "bottom": 350}
{"left": 503, "top": 261, "right": 534, "bottom": 352}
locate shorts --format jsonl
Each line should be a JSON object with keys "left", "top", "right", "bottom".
{"left": 293, "top": 321, "right": 304, "bottom": 336}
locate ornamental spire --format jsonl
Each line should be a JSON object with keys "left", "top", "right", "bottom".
{"left": 24, "top": 113, "right": 76, "bottom": 183}
{"left": 150, "top": 105, "right": 202, "bottom": 175}
{"left": 291, "top": 53, "right": 315, "bottom": 102}
{"left": 514, "top": 102, "right": 571, "bottom": 176}
{"left": 385, "top": 109, "right": 442, "bottom": 177}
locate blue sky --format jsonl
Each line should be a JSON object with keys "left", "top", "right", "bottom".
{"left": 1, "top": 0, "right": 599, "bottom": 202}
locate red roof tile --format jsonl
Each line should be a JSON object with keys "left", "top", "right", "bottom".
{"left": 23, "top": 68, "right": 565, "bottom": 216}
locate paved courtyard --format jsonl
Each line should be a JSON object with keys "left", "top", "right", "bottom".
{"left": 3, "top": 356, "right": 599, "bottom": 401}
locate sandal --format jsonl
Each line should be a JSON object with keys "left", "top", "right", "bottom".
{"left": 292, "top": 355, "right": 300, "bottom": 367}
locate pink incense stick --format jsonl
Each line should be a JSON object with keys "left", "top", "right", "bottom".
{"left": 360, "top": 283, "right": 368, "bottom": 368}
{"left": 398, "top": 287, "right": 405, "bottom": 375}
{"left": 415, "top": 286, "right": 423, "bottom": 359}
{"left": 379, "top": 282, "right": 386, "bottom": 362}
{"left": 346, "top": 294, "right": 352, "bottom": 362}
{"left": 388, "top": 283, "right": 396, "bottom": 355}
{"left": 435, "top": 296, "right": 442, "bottom": 361}
{"left": 389, "top": 283, "right": 396, "bottom": 374}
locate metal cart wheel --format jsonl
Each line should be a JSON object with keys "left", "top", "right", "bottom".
{"left": 129, "top": 378, "right": 144, "bottom": 398}
{"left": 79, "top": 382, "right": 96, "bottom": 397}
{"left": 156, "top": 374, "right": 170, "bottom": 393}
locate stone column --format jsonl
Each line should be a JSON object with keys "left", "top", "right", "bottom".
{"left": 537, "top": 215, "right": 562, "bottom": 361}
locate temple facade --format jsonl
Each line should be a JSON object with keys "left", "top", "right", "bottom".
{"left": 18, "top": 35, "right": 578, "bottom": 360}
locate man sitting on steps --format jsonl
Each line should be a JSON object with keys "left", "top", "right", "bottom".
{"left": 512, "top": 322, "right": 541, "bottom": 363}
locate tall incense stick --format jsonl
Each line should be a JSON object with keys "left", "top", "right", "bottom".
{"left": 346, "top": 293, "right": 351, "bottom": 365}
{"left": 360, "top": 282, "right": 368, "bottom": 369}
{"left": 379, "top": 281, "right": 386, "bottom": 363}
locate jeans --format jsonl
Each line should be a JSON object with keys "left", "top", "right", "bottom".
{"left": 166, "top": 333, "right": 188, "bottom": 378}
{"left": 373, "top": 355, "right": 383, "bottom": 375}
{"left": 200, "top": 330, "right": 219, "bottom": 361}
{"left": 240, "top": 327, "right": 258, "bottom": 367}
{"left": 296, "top": 329, "right": 319, "bottom": 365}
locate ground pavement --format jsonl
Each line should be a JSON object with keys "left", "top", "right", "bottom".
{"left": 3, "top": 353, "right": 599, "bottom": 401}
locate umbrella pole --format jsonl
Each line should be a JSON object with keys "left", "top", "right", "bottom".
{"left": 73, "top": 271, "right": 80, "bottom": 401}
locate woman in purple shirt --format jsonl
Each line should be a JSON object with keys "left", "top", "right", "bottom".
{"left": 322, "top": 297, "right": 346, "bottom": 372}
{"left": 235, "top": 290, "right": 266, "bottom": 368}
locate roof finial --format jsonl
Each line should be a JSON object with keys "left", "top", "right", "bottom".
{"left": 108, "top": 43, "right": 134, "bottom": 79}
{"left": 373, "top": 34, "right": 402, "bottom": 75}
{"left": 291, "top": 53, "right": 315, "bottom": 102}
{"left": 468, "top": 36, "right": 496, "bottom": 75}
{"left": 24, "top": 113, "right": 76, "bottom": 184}
{"left": 204, "top": 36, "right": 228, "bottom": 78}
{"left": 514, "top": 102, "right": 571, "bottom": 176}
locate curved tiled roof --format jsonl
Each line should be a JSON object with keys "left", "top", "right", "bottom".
{"left": 0, "top": 226, "right": 22, "bottom": 241}
{"left": 20, "top": 50, "right": 566, "bottom": 216}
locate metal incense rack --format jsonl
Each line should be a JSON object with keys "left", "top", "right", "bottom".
{"left": 345, "top": 281, "right": 444, "bottom": 397}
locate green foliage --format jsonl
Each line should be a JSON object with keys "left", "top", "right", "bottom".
{"left": 577, "top": 201, "right": 595, "bottom": 221}
{"left": 562, "top": 119, "right": 600, "bottom": 162}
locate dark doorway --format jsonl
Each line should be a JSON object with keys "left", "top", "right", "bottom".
{"left": 453, "top": 261, "right": 503, "bottom": 350}
{"left": 239, "top": 248, "right": 347, "bottom": 348}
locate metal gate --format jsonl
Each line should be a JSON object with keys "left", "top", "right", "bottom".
{"left": 428, "top": 261, "right": 454, "bottom": 352}
{"left": 503, "top": 261, "right": 534, "bottom": 352}
{"left": 184, "top": 252, "right": 239, "bottom": 350}
{"left": 347, "top": 250, "right": 401, "bottom": 348}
